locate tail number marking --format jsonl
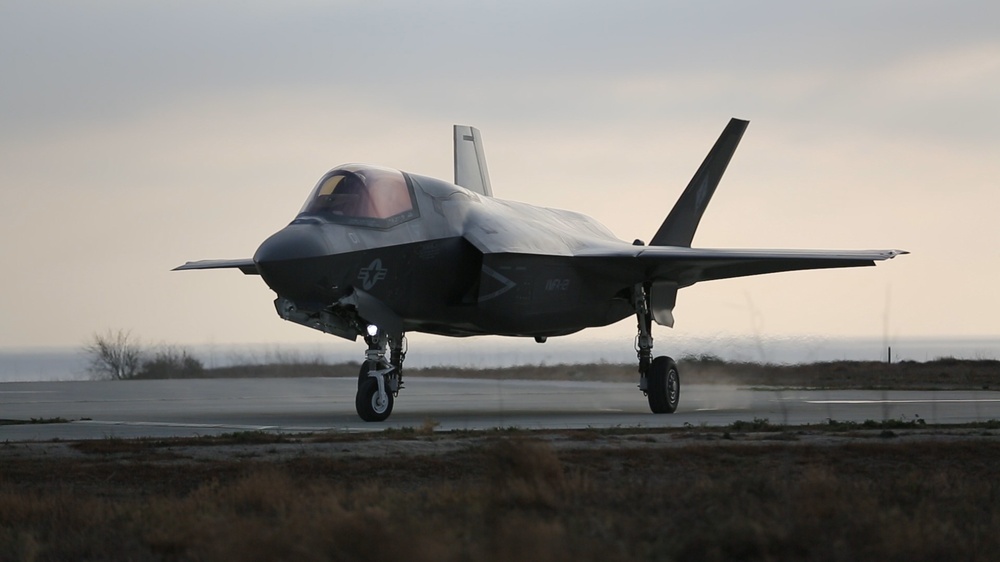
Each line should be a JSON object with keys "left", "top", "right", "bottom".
{"left": 545, "top": 278, "right": 570, "bottom": 291}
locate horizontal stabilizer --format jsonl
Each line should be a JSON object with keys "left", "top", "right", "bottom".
{"left": 173, "top": 259, "right": 258, "bottom": 275}
{"left": 651, "top": 118, "right": 748, "bottom": 247}
{"left": 454, "top": 125, "right": 493, "bottom": 197}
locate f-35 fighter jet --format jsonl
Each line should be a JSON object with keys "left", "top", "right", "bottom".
{"left": 176, "top": 119, "right": 905, "bottom": 421}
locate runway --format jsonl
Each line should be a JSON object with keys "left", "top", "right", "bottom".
{"left": 3, "top": 377, "right": 999, "bottom": 440}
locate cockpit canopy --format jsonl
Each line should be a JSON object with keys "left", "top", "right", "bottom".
{"left": 298, "top": 165, "right": 418, "bottom": 227}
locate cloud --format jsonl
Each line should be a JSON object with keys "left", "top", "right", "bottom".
{"left": 1, "top": 1, "right": 998, "bottom": 347}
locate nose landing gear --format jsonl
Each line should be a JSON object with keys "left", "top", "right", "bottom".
{"left": 355, "top": 329, "right": 406, "bottom": 422}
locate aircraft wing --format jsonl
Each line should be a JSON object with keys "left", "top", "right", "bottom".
{"left": 172, "top": 259, "right": 259, "bottom": 275}
{"left": 629, "top": 246, "right": 907, "bottom": 286}
{"left": 576, "top": 245, "right": 906, "bottom": 327}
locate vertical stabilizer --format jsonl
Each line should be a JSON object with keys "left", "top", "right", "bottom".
{"left": 650, "top": 118, "right": 748, "bottom": 247}
{"left": 454, "top": 125, "right": 493, "bottom": 197}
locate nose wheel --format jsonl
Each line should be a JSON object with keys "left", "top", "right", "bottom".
{"left": 356, "top": 375, "right": 394, "bottom": 421}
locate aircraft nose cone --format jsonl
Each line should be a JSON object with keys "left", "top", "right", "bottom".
{"left": 253, "top": 225, "right": 331, "bottom": 265}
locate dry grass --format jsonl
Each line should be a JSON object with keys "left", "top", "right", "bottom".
{"left": 3, "top": 435, "right": 1000, "bottom": 561}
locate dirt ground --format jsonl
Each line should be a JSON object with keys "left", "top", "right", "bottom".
{"left": 3, "top": 424, "right": 1000, "bottom": 561}
{"left": 5, "top": 358, "right": 1000, "bottom": 560}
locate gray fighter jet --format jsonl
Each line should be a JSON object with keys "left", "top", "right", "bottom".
{"left": 176, "top": 119, "right": 905, "bottom": 421}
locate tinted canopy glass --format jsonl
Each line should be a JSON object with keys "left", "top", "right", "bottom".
{"left": 299, "top": 165, "right": 417, "bottom": 227}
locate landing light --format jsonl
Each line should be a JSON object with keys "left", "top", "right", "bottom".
{"left": 366, "top": 324, "right": 379, "bottom": 337}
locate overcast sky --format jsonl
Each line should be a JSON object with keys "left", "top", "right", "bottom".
{"left": 1, "top": 1, "right": 997, "bottom": 354}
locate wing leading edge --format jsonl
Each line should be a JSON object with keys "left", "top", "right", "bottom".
{"left": 173, "top": 259, "right": 259, "bottom": 275}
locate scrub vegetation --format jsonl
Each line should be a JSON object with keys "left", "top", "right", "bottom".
{"left": 419, "top": 356, "right": 1000, "bottom": 390}
{"left": 85, "top": 330, "right": 204, "bottom": 380}
{"left": 88, "top": 342, "right": 1000, "bottom": 391}
{"left": 84, "top": 330, "right": 1000, "bottom": 388}
{"left": 2, "top": 429, "right": 1000, "bottom": 561}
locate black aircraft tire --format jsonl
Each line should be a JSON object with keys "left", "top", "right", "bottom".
{"left": 357, "top": 362, "right": 371, "bottom": 389}
{"left": 356, "top": 377, "right": 394, "bottom": 422}
{"left": 647, "top": 356, "right": 680, "bottom": 414}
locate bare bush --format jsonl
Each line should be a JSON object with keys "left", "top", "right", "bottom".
{"left": 85, "top": 329, "right": 144, "bottom": 380}
{"left": 85, "top": 332, "right": 205, "bottom": 380}
{"left": 137, "top": 346, "right": 204, "bottom": 379}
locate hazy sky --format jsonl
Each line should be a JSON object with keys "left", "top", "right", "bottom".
{"left": 1, "top": 1, "right": 997, "bottom": 354}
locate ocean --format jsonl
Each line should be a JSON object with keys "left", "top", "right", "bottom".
{"left": 1, "top": 336, "right": 997, "bottom": 383}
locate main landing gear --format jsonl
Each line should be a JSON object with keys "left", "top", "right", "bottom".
{"left": 355, "top": 327, "right": 406, "bottom": 422}
{"left": 634, "top": 284, "right": 680, "bottom": 414}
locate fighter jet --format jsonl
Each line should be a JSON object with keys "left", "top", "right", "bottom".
{"left": 175, "top": 119, "right": 905, "bottom": 421}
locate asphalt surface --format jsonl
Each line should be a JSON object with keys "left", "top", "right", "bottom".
{"left": 2, "top": 377, "right": 999, "bottom": 440}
